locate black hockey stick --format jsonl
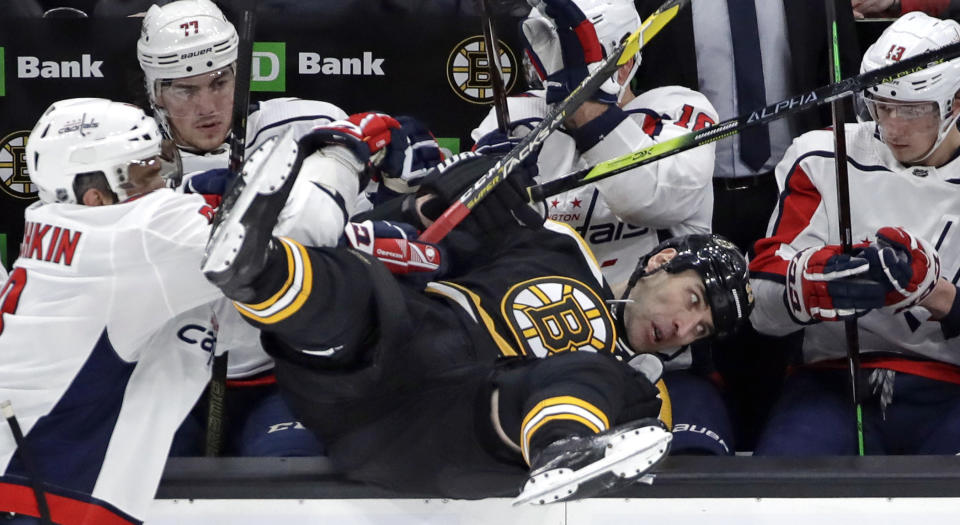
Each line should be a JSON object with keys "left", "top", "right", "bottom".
{"left": 530, "top": 37, "right": 960, "bottom": 200}
{"left": 2, "top": 401, "right": 53, "bottom": 525}
{"left": 206, "top": 0, "right": 257, "bottom": 457}
{"left": 479, "top": 0, "right": 512, "bottom": 132}
{"left": 418, "top": 0, "right": 690, "bottom": 243}
{"left": 826, "top": 0, "right": 865, "bottom": 456}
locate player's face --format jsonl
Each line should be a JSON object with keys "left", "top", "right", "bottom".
{"left": 867, "top": 96, "right": 941, "bottom": 163}
{"left": 623, "top": 267, "right": 715, "bottom": 353}
{"left": 158, "top": 66, "right": 235, "bottom": 152}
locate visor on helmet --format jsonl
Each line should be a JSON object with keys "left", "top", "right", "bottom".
{"left": 155, "top": 65, "right": 236, "bottom": 119}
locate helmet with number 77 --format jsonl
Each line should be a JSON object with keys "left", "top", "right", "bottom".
{"left": 137, "top": 0, "right": 238, "bottom": 132}
{"left": 859, "top": 12, "right": 960, "bottom": 160}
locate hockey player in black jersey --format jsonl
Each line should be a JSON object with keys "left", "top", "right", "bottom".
{"left": 199, "top": 123, "right": 752, "bottom": 502}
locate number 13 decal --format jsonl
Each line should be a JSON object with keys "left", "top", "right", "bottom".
{"left": 0, "top": 268, "right": 27, "bottom": 336}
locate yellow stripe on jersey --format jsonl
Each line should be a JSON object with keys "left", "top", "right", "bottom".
{"left": 656, "top": 378, "right": 672, "bottom": 430}
{"left": 543, "top": 220, "right": 605, "bottom": 286}
{"left": 426, "top": 281, "right": 520, "bottom": 357}
{"left": 520, "top": 395, "right": 609, "bottom": 465}
{"left": 234, "top": 237, "right": 314, "bottom": 324}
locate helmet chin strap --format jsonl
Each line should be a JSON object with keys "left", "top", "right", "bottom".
{"left": 615, "top": 56, "right": 641, "bottom": 105}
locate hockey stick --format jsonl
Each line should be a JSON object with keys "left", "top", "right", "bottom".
{"left": 418, "top": 0, "right": 690, "bottom": 243}
{"left": 530, "top": 37, "right": 960, "bottom": 200}
{"left": 2, "top": 401, "right": 53, "bottom": 525}
{"left": 478, "top": 0, "right": 511, "bottom": 132}
{"left": 825, "top": 0, "right": 865, "bottom": 456}
{"left": 206, "top": 0, "right": 257, "bottom": 457}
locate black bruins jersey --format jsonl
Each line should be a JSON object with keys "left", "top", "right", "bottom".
{"left": 425, "top": 220, "right": 632, "bottom": 361}
{"left": 232, "top": 223, "right": 659, "bottom": 497}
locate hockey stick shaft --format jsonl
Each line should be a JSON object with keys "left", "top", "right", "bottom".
{"left": 2, "top": 400, "right": 53, "bottom": 525}
{"left": 479, "top": 0, "right": 511, "bottom": 132}
{"left": 418, "top": 0, "right": 690, "bottom": 243}
{"left": 825, "top": 0, "right": 865, "bottom": 456}
{"left": 207, "top": 1, "right": 257, "bottom": 457}
{"left": 531, "top": 37, "right": 960, "bottom": 200}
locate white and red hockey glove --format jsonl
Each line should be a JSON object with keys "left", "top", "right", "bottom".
{"left": 860, "top": 226, "right": 941, "bottom": 313}
{"left": 343, "top": 220, "right": 445, "bottom": 277}
{"left": 785, "top": 242, "right": 887, "bottom": 323}
{"left": 522, "top": 0, "right": 619, "bottom": 104}
{"left": 307, "top": 112, "right": 402, "bottom": 164}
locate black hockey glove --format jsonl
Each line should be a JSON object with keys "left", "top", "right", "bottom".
{"left": 416, "top": 152, "right": 546, "bottom": 249}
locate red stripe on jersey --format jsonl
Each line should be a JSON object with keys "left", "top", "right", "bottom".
{"left": 750, "top": 164, "right": 822, "bottom": 276}
{"left": 0, "top": 482, "right": 137, "bottom": 525}
{"left": 572, "top": 20, "right": 604, "bottom": 63}
{"left": 805, "top": 357, "right": 960, "bottom": 385}
{"left": 226, "top": 373, "right": 277, "bottom": 388}
{"left": 642, "top": 113, "right": 661, "bottom": 137}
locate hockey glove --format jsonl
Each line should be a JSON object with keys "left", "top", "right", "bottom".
{"left": 522, "top": 0, "right": 620, "bottom": 104}
{"left": 416, "top": 153, "right": 546, "bottom": 246}
{"left": 181, "top": 168, "right": 236, "bottom": 209}
{"left": 370, "top": 115, "right": 445, "bottom": 203}
{"left": 342, "top": 219, "right": 446, "bottom": 281}
{"left": 307, "top": 112, "right": 401, "bottom": 165}
{"left": 860, "top": 226, "right": 941, "bottom": 313}
{"left": 785, "top": 243, "right": 888, "bottom": 323}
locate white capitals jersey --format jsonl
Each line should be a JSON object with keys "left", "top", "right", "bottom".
{"left": 750, "top": 123, "right": 960, "bottom": 366}
{"left": 176, "top": 97, "right": 352, "bottom": 378}
{"left": 0, "top": 190, "right": 221, "bottom": 524}
{"left": 472, "top": 87, "right": 718, "bottom": 285}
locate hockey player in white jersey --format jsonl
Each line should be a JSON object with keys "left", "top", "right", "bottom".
{"left": 473, "top": 0, "right": 717, "bottom": 285}
{"left": 136, "top": 0, "right": 358, "bottom": 457}
{"left": 750, "top": 12, "right": 960, "bottom": 455}
{"left": 0, "top": 99, "right": 222, "bottom": 524}
{"left": 471, "top": 0, "right": 730, "bottom": 456}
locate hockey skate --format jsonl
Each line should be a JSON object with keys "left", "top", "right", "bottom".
{"left": 513, "top": 419, "right": 672, "bottom": 506}
{"left": 202, "top": 127, "right": 303, "bottom": 300}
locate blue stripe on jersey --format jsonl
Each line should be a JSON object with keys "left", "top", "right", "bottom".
{"left": 6, "top": 329, "right": 135, "bottom": 495}
{"left": 248, "top": 113, "right": 339, "bottom": 151}
{"left": 623, "top": 108, "right": 666, "bottom": 138}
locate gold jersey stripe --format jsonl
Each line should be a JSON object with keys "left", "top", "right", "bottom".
{"left": 520, "top": 395, "right": 610, "bottom": 464}
{"left": 655, "top": 378, "right": 672, "bottom": 430}
{"left": 427, "top": 281, "right": 520, "bottom": 357}
{"left": 244, "top": 237, "right": 297, "bottom": 312}
{"left": 235, "top": 238, "right": 314, "bottom": 324}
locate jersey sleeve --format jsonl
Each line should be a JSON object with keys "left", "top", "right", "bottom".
{"left": 748, "top": 131, "right": 834, "bottom": 336}
{"left": 273, "top": 145, "right": 364, "bottom": 247}
{"left": 246, "top": 97, "right": 350, "bottom": 153}
{"left": 582, "top": 87, "right": 718, "bottom": 229}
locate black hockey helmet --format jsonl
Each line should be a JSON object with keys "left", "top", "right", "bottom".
{"left": 624, "top": 233, "right": 753, "bottom": 339}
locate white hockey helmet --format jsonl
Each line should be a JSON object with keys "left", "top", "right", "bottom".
{"left": 526, "top": 0, "right": 641, "bottom": 103}
{"left": 26, "top": 98, "right": 177, "bottom": 204}
{"left": 137, "top": 0, "right": 238, "bottom": 124}
{"left": 860, "top": 12, "right": 960, "bottom": 159}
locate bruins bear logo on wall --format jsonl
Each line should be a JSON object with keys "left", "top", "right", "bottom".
{"left": 501, "top": 276, "right": 615, "bottom": 357}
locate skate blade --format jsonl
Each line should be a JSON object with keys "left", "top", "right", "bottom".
{"left": 512, "top": 425, "right": 672, "bottom": 506}
{"left": 202, "top": 129, "right": 299, "bottom": 276}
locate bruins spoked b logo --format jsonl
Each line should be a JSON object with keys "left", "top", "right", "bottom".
{"left": 0, "top": 131, "right": 36, "bottom": 200}
{"left": 502, "top": 277, "right": 615, "bottom": 357}
{"left": 446, "top": 35, "right": 517, "bottom": 104}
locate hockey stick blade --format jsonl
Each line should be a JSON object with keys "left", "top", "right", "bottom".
{"left": 530, "top": 38, "right": 960, "bottom": 200}
{"left": 512, "top": 425, "right": 672, "bottom": 506}
{"left": 417, "top": 0, "right": 689, "bottom": 244}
